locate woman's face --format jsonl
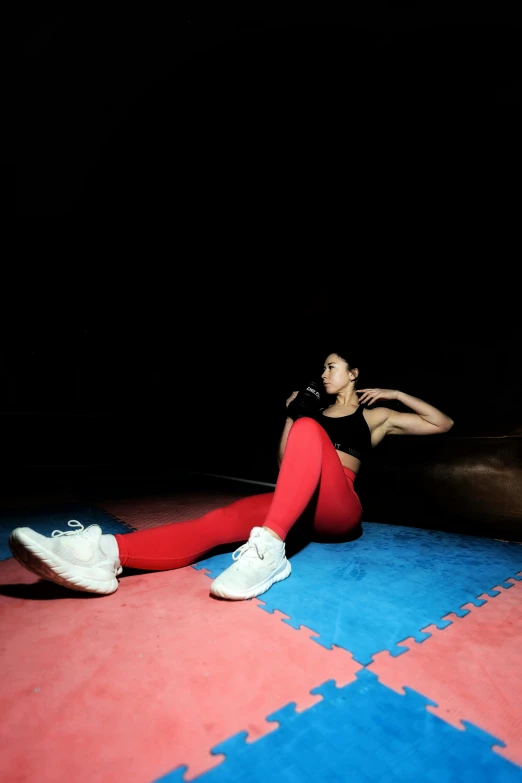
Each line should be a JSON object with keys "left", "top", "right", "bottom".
{"left": 321, "top": 353, "right": 351, "bottom": 394}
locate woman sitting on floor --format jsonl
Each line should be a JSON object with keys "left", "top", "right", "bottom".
{"left": 9, "top": 350, "right": 454, "bottom": 600}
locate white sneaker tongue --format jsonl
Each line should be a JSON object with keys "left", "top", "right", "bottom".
{"left": 258, "top": 528, "right": 283, "bottom": 547}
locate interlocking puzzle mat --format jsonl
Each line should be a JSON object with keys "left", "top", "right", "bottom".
{"left": 367, "top": 576, "right": 522, "bottom": 768}
{"left": 2, "top": 490, "right": 522, "bottom": 783}
{"left": 0, "top": 558, "right": 361, "bottom": 783}
{"left": 157, "top": 670, "right": 522, "bottom": 783}
{"left": 0, "top": 503, "right": 134, "bottom": 560}
{"left": 193, "top": 522, "right": 522, "bottom": 664}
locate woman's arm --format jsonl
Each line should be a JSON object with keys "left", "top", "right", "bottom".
{"left": 357, "top": 388, "right": 454, "bottom": 436}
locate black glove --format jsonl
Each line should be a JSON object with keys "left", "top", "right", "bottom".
{"left": 287, "top": 378, "right": 324, "bottom": 421}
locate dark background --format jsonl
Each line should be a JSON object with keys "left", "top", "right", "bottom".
{"left": 10, "top": 9, "right": 522, "bottom": 496}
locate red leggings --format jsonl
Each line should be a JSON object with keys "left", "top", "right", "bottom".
{"left": 115, "top": 417, "right": 363, "bottom": 571}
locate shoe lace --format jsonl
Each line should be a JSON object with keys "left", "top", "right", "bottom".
{"left": 51, "top": 520, "right": 87, "bottom": 538}
{"left": 232, "top": 532, "right": 265, "bottom": 563}
{"left": 50, "top": 520, "right": 119, "bottom": 573}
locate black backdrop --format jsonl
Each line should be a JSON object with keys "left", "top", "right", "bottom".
{"left": 11, "top": 12, "right": 522, "bottom": 488}
{"left": 3, "top": 279, "right": 520, "bottom": 485}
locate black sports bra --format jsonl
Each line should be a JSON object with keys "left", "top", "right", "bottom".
{"left": 314, "top": 406, "right": 372, "bottom": 461}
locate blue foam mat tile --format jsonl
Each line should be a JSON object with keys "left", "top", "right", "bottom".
{"left": 0, "top": 504, "right": 135, "bottom": 560}
{"left": 156, "top": 670, "right": 522, "bottom": 783}
{"left": 192, "top": 521, "right": 522, "bottom": 664}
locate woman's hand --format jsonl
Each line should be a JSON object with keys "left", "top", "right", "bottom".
{"left": 286, "top": 391, "right": 299, "bottom": 408}
{"left": 357, "top": 388, "right": 399, "bottom": 406}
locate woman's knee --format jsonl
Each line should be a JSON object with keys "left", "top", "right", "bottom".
{"left": 291, "top": 416, "right": 323, "bottom": 434}
{"left": 288, "top": 416, "right": 324, "bottom": 443}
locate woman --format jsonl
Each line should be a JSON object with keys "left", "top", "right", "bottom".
{"left": 9, "top": 351, "right": 454, "bottom": 600}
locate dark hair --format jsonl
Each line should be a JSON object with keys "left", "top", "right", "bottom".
{"left": 325, "top": 351, "right": 360, "bottom": 388}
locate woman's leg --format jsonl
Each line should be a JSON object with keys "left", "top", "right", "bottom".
{"left": 208, "top": 417, "right": 362, "bottom": 599}
{"left": 115, "top": 493, "right": 274, "bottom": 570}
{"left": 117, "top": 417, "right": 361, "bottom": 571}
{"left": 9, "top": 417, "right": 360, "bottom": 596}
{"left": 262, "top": 417, "right": 362, "bottom": 539}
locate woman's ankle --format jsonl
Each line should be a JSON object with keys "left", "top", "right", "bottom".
{"left": 262, "top": 526, "right": 283, "bottom": 542}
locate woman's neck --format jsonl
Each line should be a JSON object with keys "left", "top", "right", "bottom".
{"left": 334, "top": 392, "right": 359, "bottom": 407}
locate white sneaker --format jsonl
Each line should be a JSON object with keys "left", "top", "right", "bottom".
{"left": 9, "top": 520, "right": 122, "bottom": 595}
{"left": 209, "top": 526, "right": 291, "bottom": 600}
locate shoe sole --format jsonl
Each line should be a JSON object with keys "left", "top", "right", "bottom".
{"left": 8, "top": 529, "right": 121, "bottom": 595}
{"left": 209, "top": 558, "right": 292, "bottom": 600}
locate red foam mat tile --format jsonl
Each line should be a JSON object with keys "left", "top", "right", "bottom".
{"left": 0, "top": 556, "right": 361, "bottom": 783}
{"left": 98, "top": 491, "right": 250, "bottom": 531}
{"left": 367, "top": 576, "right": 522, "bottom": 767}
